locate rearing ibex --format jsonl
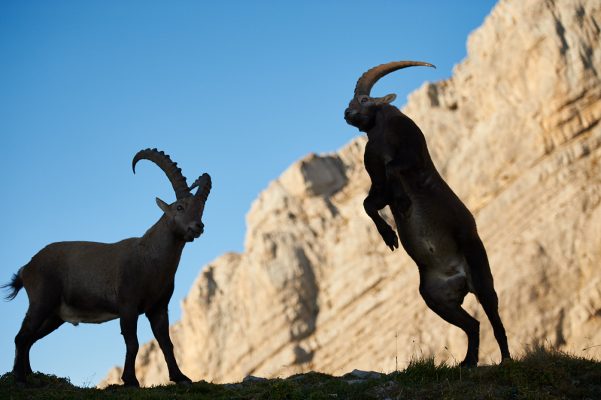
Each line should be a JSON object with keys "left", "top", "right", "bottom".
{"left": 3, "top": 148, "right": 211, "bottom": 386}
{"left": 344, "top": 61, "right": 510, "bottom": 366}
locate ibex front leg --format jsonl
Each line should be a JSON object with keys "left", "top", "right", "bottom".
{"left": 146, "top": 307, "right": 191, "bottom": 384}
{"left": 119, "top": 310, "right": 140, "bottom": 387}
{"left": 364, "top": 186, "right": 398, "bottom": 251}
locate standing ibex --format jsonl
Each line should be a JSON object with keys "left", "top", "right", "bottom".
{"left": 3, "top": 148, "right": 211, "bottom": 386}
{"left": 344, "top": 61, "right": 510, "bottom": 366}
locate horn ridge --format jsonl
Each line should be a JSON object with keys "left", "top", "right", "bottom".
{"left": 354, "top": 60, "right": 435, "bottom": 97}
{"left": 132, "top": 148, "right": 191, "bottom": 200}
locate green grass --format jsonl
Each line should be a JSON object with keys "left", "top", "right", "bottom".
{"left": 1, "top": 346, "right": 599, "bottom": 399}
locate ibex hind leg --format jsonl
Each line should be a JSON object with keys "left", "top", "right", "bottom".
{"left": 13, "top": 303, "right": 57, "bottom": 382}
{"left": 462, "top": 236, "right": 510, "bottom": 361}
{"left": 419, "top": 287, "right": 480, "bottom": 367}
{"left": 24, "top": 315, "right": 65, "bottom": 374}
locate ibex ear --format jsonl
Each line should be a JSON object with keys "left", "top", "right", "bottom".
{"left": 380, "top": 93, "right": 397, "bottom": 104}
{"left": 156, "top": 197, "right": 171, "bottom": 214}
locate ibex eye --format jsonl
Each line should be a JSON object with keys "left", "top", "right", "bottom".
{"left": 360, "top": 97, "right": 368, "bottom": 104}
{"left": 176, "top": 205, "right": 184, "bottom": 211}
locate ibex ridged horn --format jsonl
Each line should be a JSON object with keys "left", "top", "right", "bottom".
{"left": 189, "top": 173, "right": 212, "bottom": 202}
{"left": 132, "top": 148, "right": 191, "bottom": 200}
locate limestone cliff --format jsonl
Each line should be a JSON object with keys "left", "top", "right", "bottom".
{"left": 101, "top": 0, "right": 601, "bottom": 387}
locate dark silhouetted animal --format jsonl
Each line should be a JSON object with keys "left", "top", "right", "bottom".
{"left": 3, "top": 148, "right": 211, "bottom": 386}
{"left": 344, "top": 61, "right": 510, "bottom": 366}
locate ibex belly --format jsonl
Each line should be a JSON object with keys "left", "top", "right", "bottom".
{"left": 397, "top": 206, "right": 473, "bottom": 303}
{"left": 58, "top": 303, "right": 118, "bottom": 325}
{"left": 58, "top": 283, "right": 120, "bottom": 325}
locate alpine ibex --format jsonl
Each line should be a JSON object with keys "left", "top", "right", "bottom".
{"left": 3, "top": 148, "right": 211, "bottom": 386}
{"left": 344, "top": 61, "right": 510, "bottom": 366}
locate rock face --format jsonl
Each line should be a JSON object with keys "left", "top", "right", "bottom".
{"left": 101, "top": 0, "right": 601, "bottom": 387}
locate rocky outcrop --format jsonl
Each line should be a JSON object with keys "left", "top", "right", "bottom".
{"left": 100, "top": 0, "right": 601, "bottom": 387}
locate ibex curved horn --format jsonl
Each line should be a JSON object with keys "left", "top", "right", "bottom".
{"left": 189, "top": 173, "right": 212, "bottom": 202}
{"left": 354, "top": 61, "right": 435, "bottom": 97}
{"left": 132, "top": 148, "right": 191, "bottom": 200}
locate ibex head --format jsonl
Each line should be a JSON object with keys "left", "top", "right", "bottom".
{"left": 132, "top": 148, "right": 212, "bottom": 242}
{"left": 344, "top": 61, "right": 435, "bottom": 132}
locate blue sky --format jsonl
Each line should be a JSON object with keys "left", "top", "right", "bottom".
{"left": 0, "top": 0, "right": 497, "bottom": 386}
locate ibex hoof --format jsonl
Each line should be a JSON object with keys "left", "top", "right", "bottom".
{"left": 173, "top": 375, "right": 192, "bottom": 385}
{"left": 122, "top": 379, "right": 140, "bottom": 388}
{"left": 500, "top": 356, "right": 512, "bottom": 365}
{"left": 380, "top": 226, "right": 399, "bottom": 251}
{"left": 459, "top": 359, "right": 477, "bottom": 368}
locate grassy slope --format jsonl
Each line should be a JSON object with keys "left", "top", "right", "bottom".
{"left": 1, "top": 347, "right": 600, "bottom": 400}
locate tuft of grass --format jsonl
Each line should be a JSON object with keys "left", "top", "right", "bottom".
{"left": 0, "top": 346, "right": 599, "bottom": 399}
{"left": 385, "top": 344, "right": 601, "bottom": 400}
